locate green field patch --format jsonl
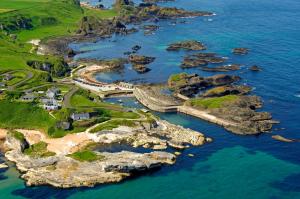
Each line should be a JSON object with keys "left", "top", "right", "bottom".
{"left": 24, "top": 141, "right": 56, "bottom": 158}
{"left": 186, "top": 95, "right": 239, "bottom": 109}
{"left": 68, "top": 150, "right": 104, "bottom": 162}
{"left": 8, "top": 130, "right": 25, "bottom": 142}
{"left": 0, "top": 100, "right": 56, "bottom": 131}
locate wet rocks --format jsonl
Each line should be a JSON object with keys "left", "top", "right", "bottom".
{"left": 249, "top": 65, "right": 262, "bottom": 71}
{"left": 132, "top": 45, "right": 142, "bottom": 52}
{"left": 0, "top": 163, "right": 8, "bottom": 169}
{"left": 167, "top": 40, "right": 206, "bottom": 51}
{"left": 206, "top": 74, "right": 241, "bottom": 86}
{"left": 272, "top": 135, "right": 298, "bottom": 143}
{"left": 232, "top": 48, "right": 249, "bottom": 55}
{"left": 143, "top": 24, "right": 159, "bottom": 35}
{"left": 200, "top": 64, "right": 241, "bottom": 72}
{"left": 181, "top": 53, "right": 227, "bottom": 68}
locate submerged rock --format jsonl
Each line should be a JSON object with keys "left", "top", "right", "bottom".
{"left": 272, "top": 135, "right": 299, "bottom": 143}
{"left": 249, "top": 65, "right": 262, "bottom": 71}
{"left": 232, "top": 48, "right": 249, "bottom": 55}
{"left": 200, "top": 64, "right": 241, "bottom": 72}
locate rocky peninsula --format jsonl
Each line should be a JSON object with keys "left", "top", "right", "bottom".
{"left": 3, "top": 116, "right": 211, "bottom": 188}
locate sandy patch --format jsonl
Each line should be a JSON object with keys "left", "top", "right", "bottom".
{"left": 0, "top": 129, "right": 8, "bottom": 140}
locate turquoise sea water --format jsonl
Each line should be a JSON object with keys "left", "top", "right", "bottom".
{"left": 1, "top": 0, "right": 300, "bottom": 198}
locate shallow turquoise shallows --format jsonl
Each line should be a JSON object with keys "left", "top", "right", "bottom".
{"left": 1, "top": 0, "right": 300, "bottom": 198}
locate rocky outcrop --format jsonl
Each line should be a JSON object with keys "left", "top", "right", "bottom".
{"left": 200, "top": 64, "right": 241, "bottom": 72}
{"left": 167, "top": 40, "right": 206, "bottom": 51}
{"left": 181, "top": 53, "right": 227, "bottom": 68}
{"left": 168, "top": 73, "right": 241, "bottom": 97}
{"left": 143, "top": 24, "right": 159, "bottom": 35}
{"left": 272, "top": 135, "right": 299, "bottom": 143}
{"left": 249, "top": 65, "right": 262, "bottom": 71}
{"left": 120, "top": 4, "right": 213, "bottom": 24}
{"left": 77, "top": 16, "right": 137, "bottom": 37}
{"left": 129, "top": 55, "right": 155, "bottom": 73}
{"left": 206, "top": 74, "right": 241, "bottom": 86}
{"left": 4, "top": 117, "right": 210, "bottom": 188}
{"left": 185, "top": 95, "right": 277, "bottom": 135}
{"left": 232, "top": 48, "right": 249, "bottom": 55}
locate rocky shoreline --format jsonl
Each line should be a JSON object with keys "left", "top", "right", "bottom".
{"left": 3, "top": 118, "right": 211, "bottom": 188}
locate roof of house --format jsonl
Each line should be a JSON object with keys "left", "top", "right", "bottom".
{"left": 71, "top": 113, "right": 90, "bottom": 119}
{"left": 21, "top": 94, "right": 36, "bottom": 100}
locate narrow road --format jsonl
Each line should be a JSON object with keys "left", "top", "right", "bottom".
{"left": 63, "top": 86, "right": 79, "bottom": 108}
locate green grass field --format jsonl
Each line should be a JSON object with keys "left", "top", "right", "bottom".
{"left": 186, "top": 95, "right": 239, "bottom": 109}
{"left": 68, "top": 150, "right": 104, "bottom": 162}
{"left": 0, "top": 0, "right": 117, "bottom": 77}
{"left": 24, "top": 141, "right": 56, "bottom": 158}
{"left": 0, "top": 100, "right": 56, "bottom": 131}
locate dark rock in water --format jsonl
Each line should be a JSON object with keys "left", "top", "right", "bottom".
{"left": 181, "top": 53, "right": 227, "bottom": 68}
{"left": 181, "top": 57, "right": 208, "bottom": 68}
{"left": 132, "top": 64, "right": 151, "bottom": 73}
{"left": 249, "top": 65, "right": 262, "bottom": 71}
{"left": 200, "top": 64, "right": 241, "bottom": 72}
{"left": 232, "top": 48, "right": 249, "bottom": 55}
{"left": 201, "top": 85, "right": 252, "bottom": 97}
{"left": 143, "top": 24, "right": 159, "bottom": 35}
{"left": 206, "top": 74, "right": 241, "bottom": 86}
{"left": 129, "top": 55, "right": 155, "bottom": 73}
{"left": 129, "top": 55, "right": 155, "bottom": 65}
{"left": 132, "top": 45, "right": 142, "bottom": 51}
{"left": 167, "top": 40, "right": 206, "bottom": 51}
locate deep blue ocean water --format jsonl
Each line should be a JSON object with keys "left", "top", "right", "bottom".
{"left": 1, "top": 0, "right": 300, "bottom": 198}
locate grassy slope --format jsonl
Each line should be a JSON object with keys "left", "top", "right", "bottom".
{"left": 0, "top": 0, "right": 117, "bottom": 72}
{"left": 0, "top": 100, "right": 56, "bottom": 131}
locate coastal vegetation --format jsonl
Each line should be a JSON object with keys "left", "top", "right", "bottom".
{"left": 24, "top": 141, "right": 56, "bottom": 158}
{"left": 0, "top": 100, "right": 56, "bottom": 131}
{"left": 68, "top": 150, "right": 104, "bottom": 162}
{"left": 185, "top": 95, "right": 239, "bottom": 109}
{"left": 8, "top": 130, "right": 25, "bottom": 142}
